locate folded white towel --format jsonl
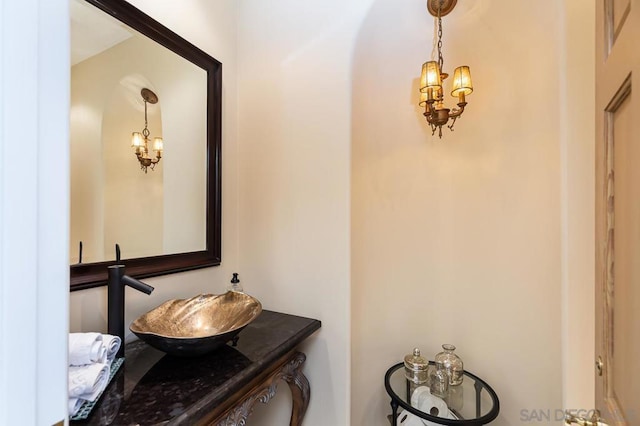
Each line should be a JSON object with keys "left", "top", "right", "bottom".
{"left": 69, "top": 333, "right": 105, "bottom": 366}
{"left": 68, "top": 397, "right": 83, "bottom": 417}
{"left": 102, "top": 334, "right": 121, "bottom": 363}
{"left": 68, "top": 363, "right": 109, "bottom": 402}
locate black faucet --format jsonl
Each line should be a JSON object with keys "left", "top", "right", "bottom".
{"left": 107, "top": 264, "right": 154, "bottom": 358}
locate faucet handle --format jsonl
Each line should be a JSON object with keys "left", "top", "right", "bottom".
{"left": 122, "top": 275, "right": 154, "bottom": 295}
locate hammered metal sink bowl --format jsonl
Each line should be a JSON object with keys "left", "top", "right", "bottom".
{"left": 130, "top": 291, "right": 262, "bottom": 357}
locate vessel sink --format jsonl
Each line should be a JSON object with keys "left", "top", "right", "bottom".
{"left": 130, "top": 291, "right": 262, "bottom": 356}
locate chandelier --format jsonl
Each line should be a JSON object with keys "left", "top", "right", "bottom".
{"left": 131, "top": 88, "right": 163, "bottom": 173}
{"left": 419, "top": 0, "right": 473, "bottom": 138}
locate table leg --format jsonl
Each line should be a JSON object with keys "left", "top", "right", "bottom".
{"left": 474, "top": 380, "right": 482, "bottom": 418}
{"left": 390, "top": 399, "right": 399, "bottom": 426}
{"left": 281, "top": 352, "right": 310, "bottom": 426}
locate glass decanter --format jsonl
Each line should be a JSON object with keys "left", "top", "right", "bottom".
{"left": 434, "top": 344, "right": 463, "bottom": 386}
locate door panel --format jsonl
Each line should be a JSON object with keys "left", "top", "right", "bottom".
{"left": 606, "top": 0, "right": 630, "bottom": 49}
{"left": 596, "top": 1, "right": 640, "bottom": 425}
{"left": 606, "top": 81, "right": 635, "bottom": 422}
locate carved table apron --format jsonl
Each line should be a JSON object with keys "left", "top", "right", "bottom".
{"left": 205, "top": 350, "right": 309, "bottom": 426}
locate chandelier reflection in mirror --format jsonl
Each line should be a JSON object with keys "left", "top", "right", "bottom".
{"left": 131, "top": 88, "right": 164, "bottom": 173}
{"left": 419, "top": 0, "right": 473, "bottom": 138}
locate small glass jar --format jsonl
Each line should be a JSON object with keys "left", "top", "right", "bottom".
{"left": 428, "top": 363, "right": 449, "bottom": 398}
{"left": 404, "top": 348, "right": 429, "bottom": 397}
{"left": 434, "top": 344, "right": 464, "bottom": 386}
{"left": 445, "top": 382, "right": 464, "bottom": 412}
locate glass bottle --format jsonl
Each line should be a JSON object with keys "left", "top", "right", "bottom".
{"left": 434, "top": 344, "right": 463, "bottom": 386}
{"left": 428, "top": 363, "right": 449, "bottom": 398}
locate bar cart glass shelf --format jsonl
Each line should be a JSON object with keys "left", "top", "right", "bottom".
{"left": 384, "top": 361, "right": 500, "bottom": 425}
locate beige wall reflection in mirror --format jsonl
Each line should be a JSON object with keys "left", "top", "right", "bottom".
{"left": 70, "top": 0, "right": 207, "bottom": 264}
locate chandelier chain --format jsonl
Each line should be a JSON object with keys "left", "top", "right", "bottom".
{"left": 142, "top": 100, "right": 150, "bottom": 138}
{"left": 437, "top": 1, "right": 443, "bottom": 72}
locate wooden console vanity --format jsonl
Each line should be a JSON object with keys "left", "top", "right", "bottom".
{"left": 72, "top": 311, "right": 321, "bottom": 425}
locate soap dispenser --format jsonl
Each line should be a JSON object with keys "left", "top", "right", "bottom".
{"left": 228, "top": 272, "right": 244, "bottom": 292}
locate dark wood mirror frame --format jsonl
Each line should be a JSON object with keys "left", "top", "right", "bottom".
{"left": 70, "top": 0, "right": 222, "bottom": 291}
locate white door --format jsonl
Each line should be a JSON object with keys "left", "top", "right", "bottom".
{"left": 0, "top": 1, "right": 69, "bottom": 424}
{"left": 592, "top": 0, "right": 640, "bottom": 425}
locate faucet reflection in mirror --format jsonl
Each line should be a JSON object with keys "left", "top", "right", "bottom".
{"left": 131, "top": 88, "right": 163, "bottom": 173}
{"left": 419, "top": 0, "right": 473, "bottom": 138}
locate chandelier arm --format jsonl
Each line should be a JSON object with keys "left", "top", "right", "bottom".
{"left": 447, "top": 116, "right": 458, "bottom": 131}
{"left": 448, "top": 103, "right": 467, "bottom": 119}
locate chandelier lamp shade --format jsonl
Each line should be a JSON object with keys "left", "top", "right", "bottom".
{"left": 419, "top": 0, "right": 473, "bottom": 138}
{"left": 131, "top": 88, "right": 163, "bottom": 173}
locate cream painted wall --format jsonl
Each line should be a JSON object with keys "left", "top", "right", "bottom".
{"left": 238, "top": 0, "right": 594, "bottom": 424}
{"left": 351, "top": 0, "right": 594, "bottom": 425}
{"left": 560, "top": 0, "right": 595, "bottom": 411}
{"left": 352, "top": 1, "right": 557, "bottom": 423}
{"left": 237, "top": 0, "right": 374, "bottom": 424}
{"left": 70, "top": 63, "right": 105, "bottom": 263}
{"left": 70, "top": 0, "right": 239, "bottom": 341}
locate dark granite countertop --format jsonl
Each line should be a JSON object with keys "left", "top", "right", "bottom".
{"left": 72, "top": 310, "right": 321, "bottom": 426}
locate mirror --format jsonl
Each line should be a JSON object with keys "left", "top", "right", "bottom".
{"left": 70, "top": 0, "right": 221, "bottom": 290}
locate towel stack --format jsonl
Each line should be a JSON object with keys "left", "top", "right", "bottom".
{"left": 68, "top": 333, "right": 121, "bottom": 416}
